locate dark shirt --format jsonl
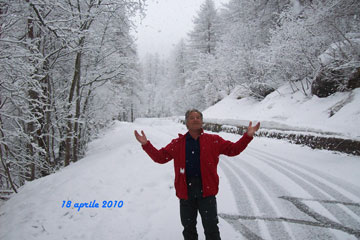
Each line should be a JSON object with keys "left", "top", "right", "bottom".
{"left": 185, "top": 132, "right": 201, "bottom": 178}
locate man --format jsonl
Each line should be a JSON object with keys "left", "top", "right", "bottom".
{"left": 134, "top": 109, "right": 260, "bottom": 240}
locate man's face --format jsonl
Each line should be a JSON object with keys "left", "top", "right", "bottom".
{"left": 186, "top": 112, "right": 203, "bottom": 131}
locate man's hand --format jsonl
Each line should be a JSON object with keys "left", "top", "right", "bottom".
{"left": 134, "top": 130, "right": 148, "bottom": 145}
{"left": 247, "top": 121, "right": 260, "bottom": 137}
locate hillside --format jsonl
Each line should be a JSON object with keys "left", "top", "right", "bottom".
{"left": 203, "top": 83, "right": 360, "bottom": 140}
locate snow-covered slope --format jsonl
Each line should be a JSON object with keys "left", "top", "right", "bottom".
{"left": 204, "top": 84, "right": 360, "bottom": 140}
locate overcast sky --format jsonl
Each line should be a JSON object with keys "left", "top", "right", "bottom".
{"left": 134, "top": 0, "right": 229, "bottom": 59}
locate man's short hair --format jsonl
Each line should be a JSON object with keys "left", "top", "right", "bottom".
{"left": 185, "top": 109, "right": 203, "bottom": 123}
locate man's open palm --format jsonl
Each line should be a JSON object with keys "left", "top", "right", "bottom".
{"left": 247, "top": 121, "right": 260, "bottom": 137}
{"left": 134, "top": 130, "right": 148, "bottom": 145}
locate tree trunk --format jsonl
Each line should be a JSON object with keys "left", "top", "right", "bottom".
{"left": 0, "top": 97, "right": 18, "bottom": 193}
{"left": 0, "top": 150, "right": 18, "bottom": 194}
{"left": 26, "top": 1, "right": 36, "bottom": 181}
{"left": 131, "top": 103, "right": 134, "bottom": 122}
{"left": 72, "top": 59, "right": 81, "bottom": 163}
{"left": 65, "top": 43, "right": 83, "bottom": 166}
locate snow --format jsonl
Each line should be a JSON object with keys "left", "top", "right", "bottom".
{"left": 0, "top": 119, "right": 241, "bottom": 239}
{"left": 318, "top": 38, "right": 360, "bottom": 66}
{"left": 1, "top": 84, "right": 360, "bottom": 239}
{"left": 204, "top": 84, "right": 360, "bottom": 139}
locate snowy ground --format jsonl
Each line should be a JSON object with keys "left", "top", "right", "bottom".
{"left": 1, "top": 118, "right": 360, "bottom": 240}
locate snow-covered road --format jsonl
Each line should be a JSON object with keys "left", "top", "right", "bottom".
{"left": 219, "top": 147, "right": 360, "bottom": 239}
{"left": 1, "top": 118, "right": 359, "bottom": 240}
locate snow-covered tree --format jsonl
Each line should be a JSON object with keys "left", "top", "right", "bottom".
{"left": 138, "top": 53, "right": 175, "bottom": 117}
{"left": 167, "top": 39, "right": 193, "bottom": 115}
{"left": 266, "top": 0, "right": 360, "bottom": 94}
{"left": 181, "top": 0, "right": 221, "bottom": 110}
{"left": 213, "top": 0, "right": 290, "bottom": 99}
{"left": 188, "top": 0, "right": 219, "bottom": 55}
{"left": 0, "top": 0, "right": 145, "bottom": 194}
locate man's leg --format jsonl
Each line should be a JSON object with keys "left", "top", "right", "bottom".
{"left": 180, "top": 198, "right": 198, "bottom": 240}
{"left": 198, "top": 196, "right": 221, "bottom": 240}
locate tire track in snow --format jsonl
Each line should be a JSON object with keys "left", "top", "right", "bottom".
{"left": 233, "top": 149, "right": 360, "bottom": 239}
{"left": 222, "top": 159, "right": 296, "bottom": 240}
{"left": 247, "top": 148, "right": 360, "bottom": 227}
{"left": 220, "top": 151, "right": 360, "bottom": 239}
{"left": 222, "top": 155, "right": 335, "bottom": 239}
{"left": 220, "top": 156, "right": 335, "bottom": 239}
{"left": 219, "top": 161, "right": 267, "bottom": 240}
{"left": 249, "top": 148, "right": 360, "bottom": 203}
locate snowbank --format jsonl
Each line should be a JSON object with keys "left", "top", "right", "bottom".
{"left": 204, "top": 84, "right": 360, "bottom": 140}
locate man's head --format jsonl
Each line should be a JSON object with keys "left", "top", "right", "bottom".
{"left": 185, "top": 109, "right": 203, "bottom": 131}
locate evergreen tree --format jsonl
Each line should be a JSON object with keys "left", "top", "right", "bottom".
{"left": 184, "top": 0, "right": 220, "bottom": 110}
{"left": 188, "top": 0, "right": 219, "bottom": 55}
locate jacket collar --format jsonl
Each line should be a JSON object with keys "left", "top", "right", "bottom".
{"left": 178, "top": 128, "right": 204, "bottom": 138}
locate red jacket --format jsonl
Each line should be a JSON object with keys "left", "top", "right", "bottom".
{"left": 142, "top": 129, "right": 253, "bottom": 200}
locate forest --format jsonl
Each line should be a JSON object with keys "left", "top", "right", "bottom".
{"left": 1, "top": 0, "right": 359, "bottom": 197}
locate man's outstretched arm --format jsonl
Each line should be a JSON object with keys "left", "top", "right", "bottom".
{"left": 219, "top": 121, "right": 260, "bottom": 156}
{"left": 134, "top": 130, "right": 173, "bottom": 164}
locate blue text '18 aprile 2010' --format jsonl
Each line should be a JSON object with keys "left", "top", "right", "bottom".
{"left": 62, "top": 200, "right": 124, "bottom": 211}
